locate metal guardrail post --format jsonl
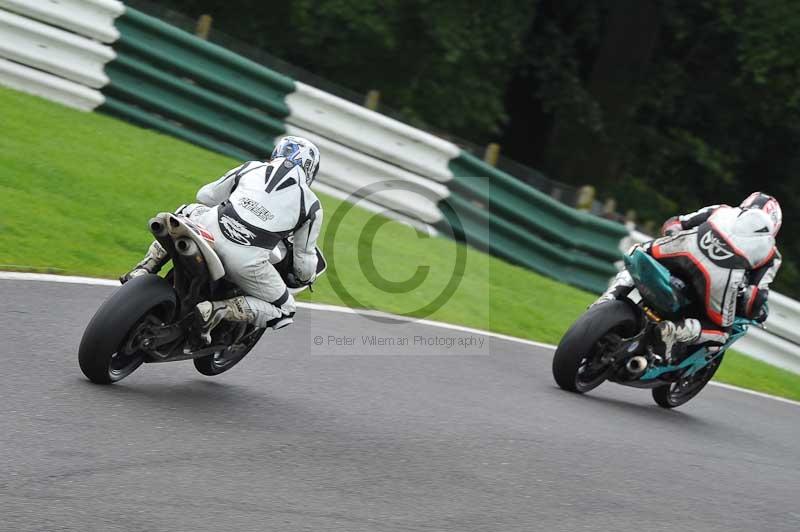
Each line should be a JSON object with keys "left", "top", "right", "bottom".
{"left": 576, "top": 185, "right": 596, "bottom": 211}
{"left": 195, "top": 14, "right": 212, "bottom": 40}
{"left": 483, "top": 143, "right": 500, "bottom": 166}
{"left": 603, "top": 197, "right": 617, "bottom": 218}
{"left": 364, "top": 89, "right": 380, "bottom": 110}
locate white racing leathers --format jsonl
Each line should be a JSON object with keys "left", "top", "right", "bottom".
{"left": 648, "top": 207, "right": 776, "bottom": 348}
{"left": 599, "top": 207, "right": 777, "bottom": 358}
{"left": 187, "top": 158, "right": 323, "bottom": 327}
{"left": 661, "top": 204, "right": 782, "bottom": 300}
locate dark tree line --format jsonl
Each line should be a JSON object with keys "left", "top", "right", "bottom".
{"left": 153, "top": 0, "right": 800, "bottom": 296}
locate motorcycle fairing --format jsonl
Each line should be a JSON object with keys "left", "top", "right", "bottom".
{"left": 638, "top": 317, "right": 750, "bottom": 381}
{"left": 158, "top": 212, "right": 226, "bottom": 282}
{"left": 624, "top": 248, "right": 691, "bottom": 315}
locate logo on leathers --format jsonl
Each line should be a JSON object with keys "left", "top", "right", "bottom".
{"left": 699, "top": 230, "right": 734, "bottom": 261}
{"left": 219, "top": 215, "right": 256, "bottom": 246}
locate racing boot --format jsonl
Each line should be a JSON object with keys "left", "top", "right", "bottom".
{"left": 590, "top": 270, "right": 634, "bottom": 308}
{"left": 196, "top": 294, "right": 296, "bottom": 344}
{"left": 195, "top": 296, "right": 254, "bottom": 345}
{"left": 265, "top": 313, "right": 294, "bottom": 330}
{"left": 120, "top": 241, "right": 168, "bottom": 283}
{"left": 650, "top": 319, "right": 701, "bottom": 364}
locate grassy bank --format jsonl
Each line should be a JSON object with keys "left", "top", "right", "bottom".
{"left": 1, "top": 86, "right": 798, "bottom": 401}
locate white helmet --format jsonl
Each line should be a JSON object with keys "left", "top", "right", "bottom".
{"left": 740, "top": 192, "right": 782, "bottom": 236}
{"left": 271, "top": 136, "right": 321, "bottom": 185}
{"left": 710, "top": 207, "right": 775, "bottom": 268}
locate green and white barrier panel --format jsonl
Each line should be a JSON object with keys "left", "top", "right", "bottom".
{"left": 0, "top": 0, "right": 122, "bottom": 110}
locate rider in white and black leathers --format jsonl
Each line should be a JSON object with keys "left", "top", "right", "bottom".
{"left": 123, "top": 136, "right": 323, "bottom": 342}
{"left": 595, "top": 193, "right": 782, "bottom": 362}
{"left": 660, "top": 192, "right": 782, "bottom": 322}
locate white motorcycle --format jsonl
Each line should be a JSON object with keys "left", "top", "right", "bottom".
{"left": 78, "top": 212, "right": 324, "bottom": 384}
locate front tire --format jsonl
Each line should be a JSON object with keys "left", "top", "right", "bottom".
{"left": 652, "top": 355, "right": 723, "bottom": 408}
{"left": 79, "top": 275, "right": 176, "bottom": 384}
{"left": 553, "top": 300, "right": 640, "bottom": 393}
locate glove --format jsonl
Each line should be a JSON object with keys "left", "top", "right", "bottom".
{"left": 737, "top": 286, "right": 769, "bottom": 322}
{"left": 286, "top": 272, "right": 311, "bottom": 289}
{"left": 661, "top": 217, "right": 682, "bottom": 236}
{"left": 754, "top": 303, "right": 769, "bottom": 324}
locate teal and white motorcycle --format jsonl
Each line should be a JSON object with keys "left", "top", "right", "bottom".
{"left": 552, "top": 248, "right": 754, "bottom": 408}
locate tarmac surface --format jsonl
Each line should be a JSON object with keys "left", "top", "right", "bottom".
{"left": 1, "top": 279, "right": 799, "bottom": 531}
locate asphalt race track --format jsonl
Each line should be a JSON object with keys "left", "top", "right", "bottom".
{"left": 1, "top": 279, "right": 799, "bottom": 532}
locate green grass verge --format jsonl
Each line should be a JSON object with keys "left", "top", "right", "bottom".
{"left": 1, "top": 86, "right": 798, "bottom": 402}
{"left": 717, "top": 350, "right": 800, "bottom": 401}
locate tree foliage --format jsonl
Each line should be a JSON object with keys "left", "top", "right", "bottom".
{"left": 156, "top": 0, "right": 533, "bottom": 135}
{"left": 515, "top": 0, "right": 800, "bottom": 295}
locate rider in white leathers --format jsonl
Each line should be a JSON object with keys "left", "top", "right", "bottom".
{"left": 594, "top": 193, "right": 781, "bottom": 363}
{"left": 123, "top": 136, "right": 323, "bottom": 342}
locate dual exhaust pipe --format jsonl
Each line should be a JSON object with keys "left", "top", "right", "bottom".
{"left": 149, "top": 217, "right": 168, "bottom": 238}
{"left": 149, "top": 214, "right": 182, "bottom": 238}
{"left": 148, "top": 215, "right": 198, "bottom": 257}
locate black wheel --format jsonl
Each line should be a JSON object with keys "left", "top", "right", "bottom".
{"left": 79, "top": 275, "right": 176, "bottom": 384}
{"left": 193, "top": 326, "right": 265, "bottom": 376}
{"left": 553, "top": 300, "right": 640, "bottom": 393}
{"left": 652, "top": 355, "right": 723, "bottom": 408}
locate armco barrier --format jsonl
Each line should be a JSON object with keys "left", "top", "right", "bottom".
{"left": 0, "top": 1, "right": 121, "bottom": 111}
{"left": 286, "top": 82, "right": 460, "bottom": 181}
{"left": 101, "top": 8, "right": 292, "bottom": 150}
{"left": 449, "top": 152, "right": 627, "bottom": 262}
{"left": 439, "top": 192, "right": 618, "bottom": 293}
{"left": 735, "top": 327, "right": 800, "bottom": 375}
{"left": 111, "top": 8, "right": 293, "bottom": 119}
{"left": 0, "top": 9, "right": 114, "bottom": 88}
{"left": 442, "top": 152, "right": 627, "bottom": 293}
{"left": 103, "top": 7, "right": 451, "bottom": 228}
{"left": 102, "top": 95, "right": 254, "bottom": 160}
{"left": 0, "top": 57, "right": 104, "bottom": 111}
{"left": 104, "top": 53, "right": 285, "bottom": 153}
{"left": 763, "top": 291, "right": 800, "bottom": 346}
{"left": 285, "top": 125, "right": 449, "bottom": 224}
{"left": 0, "top": 0, "right": 123, "bottom": 43}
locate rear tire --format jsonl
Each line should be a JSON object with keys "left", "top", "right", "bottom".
{"left": 652, "top": 355, "right": 723, "bottom": 408}
{"left": 193, "top": 326, "right": 265, "bottom": 376}
{"left": 78, "top": 275, "right": 176, "bottom": 384}
{"left": 553, "top": 300, "right": 640, "bottom": 393}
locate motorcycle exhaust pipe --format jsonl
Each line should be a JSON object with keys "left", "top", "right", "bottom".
{"left": 626, "top": 355, "right": 648, "bottom": 375}
{"left": 149, "top": 217, "right": 168, "bottom": 238}
{"left": 175, "top": 237, "right": 199, "bottom": 256}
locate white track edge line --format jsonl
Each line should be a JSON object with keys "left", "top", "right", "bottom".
{"left": 707, "top": 382, "right": 800, "bottom": 407}
{"left": 295, "top": 301, "right": 557, "bottom": 350}
{"left": 0, "top": 271, "right": 119, "bottom": 286}
{"left": 2, "top": 271, "right": 798, "bottom": 407}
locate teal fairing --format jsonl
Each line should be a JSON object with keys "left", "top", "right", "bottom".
{"left": 639, "top": 317, "right": 751, "bottom": 380}
{"left": 553, "top": 246, "right": 757, "bottom": 406}
{"left": 624, "top": 248, "right": 692, "bottom": 316}
{"left": 623, "top": 248, "right": 755, "bottom": 380}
